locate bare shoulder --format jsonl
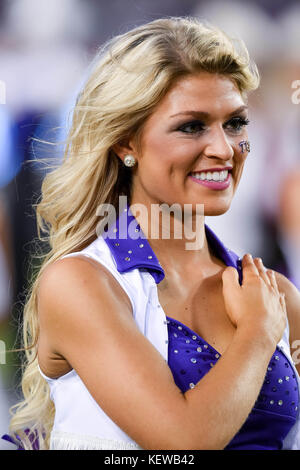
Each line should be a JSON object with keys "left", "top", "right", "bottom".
{"left": 38, "top": 255, "right": 132, "bottom": 312}
{"left": 274, "top": 271, "right": 300, "bottom": 367}
{"left": 37, "top": 255, "right": 133, "bottom": 359}
{"left": 274, "top": 271, "right": 300, "bottom": 321}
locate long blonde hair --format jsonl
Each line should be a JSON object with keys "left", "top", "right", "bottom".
{"left": 9, "top": 16, "right": 259, "bottom": 449}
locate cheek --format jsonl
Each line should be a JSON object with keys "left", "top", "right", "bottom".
{"left": 141, "top": 135, "right": 199, "bottom": 173}
{"left": 233, "top": 154, "right": 247, "bottom": 185}
{"left": 235, "top": 151, "right": 247, "bottom": 165}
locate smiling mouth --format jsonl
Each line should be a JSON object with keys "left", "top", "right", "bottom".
{"left": 188, "top": 168, "right": 232, "bottom": 190}
{"left": 188, "top": 167, "right": 232, "bottom": 182}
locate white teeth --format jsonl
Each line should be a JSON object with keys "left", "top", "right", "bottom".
{"left": 191, "top": 169, "right": 229, "bottom": 182}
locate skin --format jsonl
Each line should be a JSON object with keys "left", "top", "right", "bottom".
{"left": 37, "top": 72, "right": 300, "bottom": 449}
{"left": 125, "top": 73, "right": 250, "bottom": 354}
{"left": 115, "top": 72, "right": 300, "bottom": 363}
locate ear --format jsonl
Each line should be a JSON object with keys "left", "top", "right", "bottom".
{"left": 112, "top": 137, "right": 138, "bottom": 164}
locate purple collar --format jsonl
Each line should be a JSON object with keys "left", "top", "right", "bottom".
{"left": 103, "top": 204, "right": 242, "bottom": 284}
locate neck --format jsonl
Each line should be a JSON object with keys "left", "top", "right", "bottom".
{"left": 129, "top": 198, "right": 214, "bottom": 273}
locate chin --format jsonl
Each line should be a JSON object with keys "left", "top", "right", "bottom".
{"left": 203, "top": 203, "right": 231, "bottom": 217}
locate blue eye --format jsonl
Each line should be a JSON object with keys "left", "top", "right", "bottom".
{"left": 177, "top": 120, "right": 205, "bottom": 134}
{"left": 177, "top": 116, "right": 250, "bottom": 135}
{"left": 225, "top": 117, "right": 250, "bottom": 132}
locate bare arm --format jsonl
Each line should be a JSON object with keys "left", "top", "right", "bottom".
{"left": 275, "top": 271, "right": 300, "bottom": 376}
{"left": 37, "top": 254, "right": 286, "bottom": 450}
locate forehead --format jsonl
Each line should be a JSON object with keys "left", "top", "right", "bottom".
{"left": 152, "top": 72, "right": 245, "bottom": 118}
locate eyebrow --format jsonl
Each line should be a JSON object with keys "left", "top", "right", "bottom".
{"left": 170, "top": 105, "right": 248, "bottom": 119}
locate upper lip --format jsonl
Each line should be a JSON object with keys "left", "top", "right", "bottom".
{"left": 189, "top": 166, "right": 233, "bottom": 173}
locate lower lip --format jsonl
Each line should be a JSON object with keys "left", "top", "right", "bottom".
{"left": 188, "top": 172, "right": 231, "bottom": 190}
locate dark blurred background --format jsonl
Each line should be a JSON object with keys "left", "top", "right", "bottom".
{"left": 0, "top": 0, "right": 299, "bottom": 438}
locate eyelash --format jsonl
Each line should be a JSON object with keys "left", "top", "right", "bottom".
{"left": 177, "top": 117, "right": 250, "bottom": 134}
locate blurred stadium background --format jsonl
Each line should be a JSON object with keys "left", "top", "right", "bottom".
{"left": 0, "top": 0, "right": 299, "bottom": 440}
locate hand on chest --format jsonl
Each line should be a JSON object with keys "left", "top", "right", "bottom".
{"left": 157, "top": 271, "right": 236, "bottom": 355}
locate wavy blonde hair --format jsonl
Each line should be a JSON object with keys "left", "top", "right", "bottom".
{"left": 9, "top": 16, "right": 259, "bottom": 449}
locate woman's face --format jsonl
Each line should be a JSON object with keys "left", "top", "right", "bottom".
{"left": 129, "top": 72, "right": 250, "bottom": 216}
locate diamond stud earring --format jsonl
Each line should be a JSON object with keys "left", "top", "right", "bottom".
{"left": 123, "top": 154, "right": 136, "bottom": 167}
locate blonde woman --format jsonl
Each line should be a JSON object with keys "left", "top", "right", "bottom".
{"left": 3, "top": 17, "right": 300, "bottom": 450}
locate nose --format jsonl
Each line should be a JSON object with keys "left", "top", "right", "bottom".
{"left": 202, "top": 127, "right": 234, "bottom": 161}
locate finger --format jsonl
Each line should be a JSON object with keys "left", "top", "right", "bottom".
{"left": 253, "top": 258, "right": 270, "bottom": 285}
{"left": 266, "top": 269, "right": 279, "bottom": 293}
{"left": 279, "top": 293, "right": 287, "bottom": 315}
{"left": 222, "top": 266, "right": 240, "bottom": 291}
{"left": 241, "top": 253, "right": 260, "bottom": 282}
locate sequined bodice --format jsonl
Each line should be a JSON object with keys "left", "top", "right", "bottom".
{"left": 167, "top": 316, "right": 299, "bottom": 450}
